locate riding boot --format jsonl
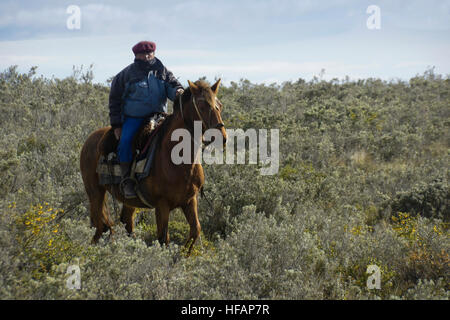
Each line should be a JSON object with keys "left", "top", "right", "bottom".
{"left": 120, "top": 162, "right": 137, "bottom": 199}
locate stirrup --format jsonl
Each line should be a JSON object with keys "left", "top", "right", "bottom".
{"left": 119, "top": 177, "right": 137, "bottom": 199}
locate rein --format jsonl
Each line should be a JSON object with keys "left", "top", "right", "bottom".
{"left": 178, "top": 94, "right": 225, "bottom": 133}
{"left": 179, "top": 94, "right": 219, "bottom": 224}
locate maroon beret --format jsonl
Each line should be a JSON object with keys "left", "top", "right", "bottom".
{"left": 132, "top": 41, "right": 156, "bottom": 54}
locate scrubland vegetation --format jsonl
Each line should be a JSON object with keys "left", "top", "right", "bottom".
{"left": 0, "top": 65, "right": 448, "bottom": 299}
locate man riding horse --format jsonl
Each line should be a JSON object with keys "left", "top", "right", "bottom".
{"left": 81, "top": 49, "right": 226, "bottom": 248}
{"left": 109, "top": 41, "right": 184, "bottom": 199}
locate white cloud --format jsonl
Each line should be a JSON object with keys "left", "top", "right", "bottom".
{"left": 384, "top": 0, "right": 450, "bottom": 31}
{"left": 394, "top": 61, "right": 429, "bottom": 68}
{"left": 0, "top": 6, "right": 65, "bottom": 29}
{"left": 0, "top": 1, "right": 448, "bottom": 84}
{"left": 0, "top": 54, "right": 52, "bottom": 65}
{"left": 169, "top": 60, "right": 386, "bottom": 84}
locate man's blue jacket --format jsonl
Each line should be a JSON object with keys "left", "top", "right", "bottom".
{"left": 108, "top": 58, "right": 183, "bottom": 128}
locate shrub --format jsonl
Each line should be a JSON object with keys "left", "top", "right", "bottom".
{"left": 0, "top": 66, "right": 448, "bottom": 299}
{"left": 390, "top": 178, "right": 449, "bottom": 221}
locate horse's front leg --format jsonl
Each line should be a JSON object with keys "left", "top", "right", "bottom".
{"left": 155, "top": 200, "right": 170, "bottom": 246}
{"left": 181, "top": 196, "right": 201, "bottom": 255}
{"left": 120, "top": 204, "right": 136, "bottom": 237}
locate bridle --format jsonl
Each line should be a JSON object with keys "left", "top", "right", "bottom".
{"left": 179, "top": 93, "right": 225, "bottom": 132}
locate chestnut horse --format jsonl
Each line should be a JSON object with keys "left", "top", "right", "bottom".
{"left": 80, "top": 79, "right": 226, "bottom": 254}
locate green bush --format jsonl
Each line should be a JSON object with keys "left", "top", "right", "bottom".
{"left": 389, "top": 177, "right": 449, "bottom": 221}
{"left": 0, "top": 66, "right": 448, "bottom": 299}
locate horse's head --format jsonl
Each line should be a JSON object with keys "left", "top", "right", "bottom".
{"left": 182, "top": 79, "right": 227, "bottom": 147}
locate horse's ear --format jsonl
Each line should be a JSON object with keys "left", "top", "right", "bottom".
{"left": 211, "top": 78, "right": 221, "bottom": 95}
{"left": 188, "top": 80, "right": 200, "bottom": 94}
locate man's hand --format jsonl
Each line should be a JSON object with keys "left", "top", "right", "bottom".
{"left": 176, "top": 88, "right": 184, "bottom": 97}
{"left": 114, "top": 127, "right": 122, "bottom": 140}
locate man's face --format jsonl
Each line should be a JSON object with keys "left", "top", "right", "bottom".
{"left": 135, "top": 51, "right": 155, "bottom": 61}
{"left": 145, "top": 51, "right": 155, "bottom": 60}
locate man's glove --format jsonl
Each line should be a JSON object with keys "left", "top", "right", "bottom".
{"left": 114, "top": 127, "right": 122, "bottom": 140}
{"left": 176, "top": 88, "right": 184, "bottom": 97}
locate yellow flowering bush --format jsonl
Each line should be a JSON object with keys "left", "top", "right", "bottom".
{"left": 391, "top": 212, "right": 449, "bottom": 287}
{"left": 391, "top": 212, "right": 418, "bottom": 240}
{"left": 14, "top": 202, "right": 82, "bottom": 277}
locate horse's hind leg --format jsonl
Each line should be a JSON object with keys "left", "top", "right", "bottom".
{"left": 155, "top": 200, "right": 170, "bottom": 246}
{"left": 88, "top": 186, "right": 114, "bottom": 244}
{"left": 181, "top": 196, "right": 201, "bottom": 255}
{"left": 120, "top": 204, "right": 136, "bottom": 237}
{"left": 80, "top": 127, "right": 114, "bottom": 244}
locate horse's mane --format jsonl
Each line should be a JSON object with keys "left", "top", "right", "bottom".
{"left": 173, "top": 80, "right": 214, "bottom": 113}
{"left": 134, "top": 114, "right": 174, "bottom": 151}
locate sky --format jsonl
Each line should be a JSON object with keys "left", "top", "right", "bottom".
{"left": 0, "top": 0, "right": 449, "bottom": 85}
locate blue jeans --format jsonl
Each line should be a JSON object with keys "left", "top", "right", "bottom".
{"left": 117, "top": 117, "right": 145, "bottom": 163}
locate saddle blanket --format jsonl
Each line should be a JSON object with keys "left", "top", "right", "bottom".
{"left": 96, "top": 113, "right": 164, "bottom": 185}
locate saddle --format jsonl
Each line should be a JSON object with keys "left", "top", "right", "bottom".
{"left": 96, "top": 113, "right": 166, "bottom": 186}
